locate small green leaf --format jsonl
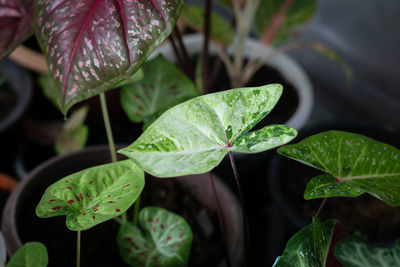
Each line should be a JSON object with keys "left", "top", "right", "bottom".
{"left": 335, "top": 236, "right": 400, "bottom": 267}
{"left": 119, "top": 85, "right": 297, "bottom": 177}
{"left": 278, "top": 131, "right": 400, "bottom": 206}
{"left": 118, "top": 207, "right": 193, "bottom": 267}
{"left": 38, "top": 74, "right": 61, "bottom": 109}
{"left": 181, "top": 5, "right": 234, "bottom": 46}
{"left": 6, "top": 242, "right": 48, "bottom": 267}
{"left": 275, "top": 217, "right": 336, "bottom": 267}
{"left": 36, "top": 160, "right": 145, "bottom": 231}
{"left": 120, "top": 55, "right": 198, "bottom": 125}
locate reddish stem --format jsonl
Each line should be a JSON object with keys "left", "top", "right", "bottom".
{"left": 315, "top": 198, "right": 328, "bottom": 217}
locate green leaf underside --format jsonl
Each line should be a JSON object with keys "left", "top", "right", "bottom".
{"left": 278, "top": 131, "right": 400, "bottom": 206}
{"left": 335, "top": 236, "right": 400, "bottom": 267}
{"left": 118, "top": 207, "right": 193, "bottom": 267}
{"left": 254, "top": 0, "right": 316, "bottom": 43}
{"left": 34, "top": 0, "right": 184, "bottom": 114}
{"left": 119, "top": 85, "right": 297, "bottom": 177}
{"left": 120, "top": 55, "right": 198, "bottom": 124}
{"left": 275, "top": 218, "right": 336, "bottom": 267}
{"left": 36, "top": 160, "right": 144, "bottom": 231}
{"left": 181, "top": 5, "right": 234, "bottom": 46}
{"left": 6, "top": 242, "right": 48, "bottom": 267}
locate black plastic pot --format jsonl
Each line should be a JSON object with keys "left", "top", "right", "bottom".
{"left": 2, "top": 145, "right": 242, "bottom": 267}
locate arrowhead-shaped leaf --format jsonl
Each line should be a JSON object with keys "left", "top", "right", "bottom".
{"left": 6, "top": 242, "right": 48, "bottom": 267}
{"left": 36, "top": 160, "right": 145, "bottom": 231}
{"left": 119, "top": 85, "right": 297, "bottom": 177}
{"left": 0, "top": 0, "right": 34, "bottom": 59}
{"left": 118, "top": 207, "right": 193, "bottom": 267}
{"left": 254, "top": 0, "right": 316, "bottom": 43}
{"left": 335, "top": 236, "right": 400, "bottom": 267}
{"left": 278, "top": 131, "right": 400, "bottom": 206}
{"left": 34, "top": 0, "right": 184, "bottom": 114}
{"left": 275, "top": 217, "right": 337, "bottom": 267}
{"left": 120, "top": 55, "right": 198, "bottom": 126}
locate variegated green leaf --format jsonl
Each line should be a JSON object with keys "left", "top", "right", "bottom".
{"left": 275, "top": 217, "right": 337, "bottom": 267}
{"left": 36, "top": 160, "right": 144, "bottom": 231}
{"left": 335, "top": 236, "right": 400, "bottom": 267}
{"left": 119, "top": 85, "right": 297, "bottom": 177}
{"left": 118, "top": 207, "right": 192, "bottom": 267}
{"left": 120, "top": 55, "right": 198, "bottom": 125}
{"left": 6, "top": 242, "right": 48, "bottom": 267}
{"left": 278, "top": 131, "right": 400, "bottom": 206}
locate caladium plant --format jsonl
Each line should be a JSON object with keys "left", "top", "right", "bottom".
{"left": 6, "top": 242, "right": 48, "bottom": 267}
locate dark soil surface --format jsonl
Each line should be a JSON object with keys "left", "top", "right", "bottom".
{"left": 18, "top": 176, "right": 224, "bottom": 267}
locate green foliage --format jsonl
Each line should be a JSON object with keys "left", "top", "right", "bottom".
{"left": 275, "top": 217, "right": 336, "bottom": 267}
{"left": 36, "top": 160, "right": 145, "bottom": 231}
{"left": 278, "top": 131, "right": 400, "bottom": 206}
{"left": 119, "top": 85, "right": 297, "bottom": 177}
{"left": 6, "top": 242, "right": 48, "bottom": 267}
{"left": 118, "top": 207, "right": 193, "bottom": 267}
{"left": 116, "top": 68, "right": 144, "bottom": 87}
{"left": 38, "top": 74, "right": 61, "bottom": 109}
{"left": 120, "top": 55, "right": 198, "bottom": 128}
{"left": 335, "top": 236, "right": 400, "bottom": 267}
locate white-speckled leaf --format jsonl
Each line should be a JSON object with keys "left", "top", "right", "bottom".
{"left": 119, "top": 85, "right": 297, "bottom": 177}
{"left": 275, "top": 217, "right": 336, "bottom": 267}
{"left": 118, "top": 207, "right": 193, "bottom": 267}
{"left": 6, "top": 242, "right": 48, "bottom": 267}
{"left": 36, "top": 160, "right": 144, "bottom": 231}
{"left": 278, "top": 131, "right": 400, "bottom": 206}
{"left": 335, "top": 236, "right": 400, "bottom": 267}
{"left": 34, "top": 0, "right": 184, "bottom": 114}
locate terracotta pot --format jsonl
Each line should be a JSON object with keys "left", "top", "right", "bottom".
{"left": 2, "top": 145, "right": 242, "bottom": 267}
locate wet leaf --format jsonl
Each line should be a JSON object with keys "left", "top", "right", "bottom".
{"left": 275, "top": 217, "right": 337, "bottom": 267}
{"left": 34, "top": 0, "right": 184, "bottom": 114}
{"left": 36, "top": 160, "right": 144, "bottom": 231}
{"left": 118, "top": 207, "right": 192, "bottom": 267}
{"left": 335, "top": 236, "right": 400, "bottom": 267}
{"left": 0, "top": 0, "right": 34, "bottom": 59}
{"left": 6, "top": 242, "right": 48, "bottom": 267}
{"left": 119, "top": 85, "right": 297, "bottom": 177}
{"left": 120, "top": 55, "right": 198, "bottom": 125}
{"left": 181, "top": 5, "right": 234, "bottom": 46}
{"left": 278, "top": 131, "right": 400, "bottom": 206}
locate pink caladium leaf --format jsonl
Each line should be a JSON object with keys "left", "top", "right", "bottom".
{"left": 34, "top": 0, "right": 184, "bottom": 115}
{"left": 0, "top": 0, "right": 34, "bottom": 59}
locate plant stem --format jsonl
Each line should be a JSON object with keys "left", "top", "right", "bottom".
{"left": 228, "top": 152, "right": 248, "bottom": 267}
{"left": 133, "top": 197, "right": 141, "bottom": 225}
{"left": 76, "top": 231, "right": 81, "bottom": 267}
{"left": 99, "top": 93, "right": 117, "bottom": 163}
{"left": 315, "top": 198, "right": 328, "bottom": 217}
{"left": 207, "top": 172, "right": 232, "bottom": 267}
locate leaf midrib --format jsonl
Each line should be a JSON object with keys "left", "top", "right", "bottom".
{"left": 339, "top": 173, "right": 400, "bottom": 182}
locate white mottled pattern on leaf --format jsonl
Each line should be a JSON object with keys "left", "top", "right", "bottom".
{"left": 278, "top": 130, "right": 400, "bottom": 206}
{"left": 119, "top": 85, "right": 297, "bottom": 177}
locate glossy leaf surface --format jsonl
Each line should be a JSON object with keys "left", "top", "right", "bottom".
{"left": 36, "top": 160, "right": 144, "bottom": 231}
{"left": 34, "top": 0, "right": 184, "bottom": 114}
{"left": 0, "top": 0, "right": 34, "bottom": 59}
{"left": 278, "top": 131, "right": 400, "bottom": 206}
{"left": 6, "top": 242, "right": 48, "bottom": 267}
{"left": 118, "top": 207, "right": 192, "bottom": 267}
{"left": 254, "top": 0, "right": 316, "bottom": 43}
{"left": 335, "top": 236, "right": 400, "bottom": 267}
{"left": 275, "top": 217, "right": 336, "bottom": 267}
{"left": 120, "top": 55, "right": 198, "bottom": 125}
{"left": 120, "top": 85, "right": 297, "bottom": 177}
{"left": 181, "top": 5, "right": 234, "bottom": 46}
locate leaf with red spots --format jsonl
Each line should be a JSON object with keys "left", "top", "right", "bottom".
{"left": 117, "top": 207, "right": 193, "bottom": 267}
{"left": 0, "top": 0, "right": 34, "bottom": 59}
{"left": 34, "top": 0, "right": 184, "bottom": 115}
{"left": 36, "top": 160, "right": 144, "bottom": 231}
{"left": 121, "top": 55, "right": 198, "bottom": 129}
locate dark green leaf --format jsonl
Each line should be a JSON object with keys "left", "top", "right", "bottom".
{"left": 36, "top": 160, "right": 145, "bottom": 231}
{"left": 278, "top": 131, "right": 400, "bottom": 206}
{"left": 118, "top": 207, "right": 193, "bottom": 267}
{"left": 6, "top": 242, "right": 48, "bottom": 267}
{"left": 275, "top": 217, "right": 336, "bottom": 267}
{"left": 38, "top": 74, "right": 61, "bottom": 109}
{"left": 335, "top": 236, "right": 400, "bottom": 267}
{"left": 119, "top": 85, "right": 297, "bottom": 177}
{"left": 116, "top": 68, "right": 144, "bottom": 87}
